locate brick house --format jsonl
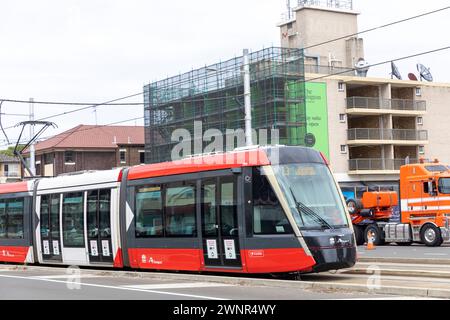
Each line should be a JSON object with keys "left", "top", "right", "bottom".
{"left": 0, "top": 154, "right": 22, "bottom": 183}
{"left": 24, "top": 125, "right": 145, "bottom": 177}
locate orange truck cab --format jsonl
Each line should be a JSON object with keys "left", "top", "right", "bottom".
{"left": 384, "top": 161, "right": 450, "bottom": 247}
{"left": 351, "top": 160, "right": 450, "bottom": 247}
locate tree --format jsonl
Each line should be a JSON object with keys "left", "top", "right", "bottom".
{"left": 0, "top": 145, "right": 25, "bottom": 158}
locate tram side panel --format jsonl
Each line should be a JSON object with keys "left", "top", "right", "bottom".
{"left": 124, "top": 173, "right": 204, "bottom": 272}
{"left": 34, "top": 170, "right": 124, "bottom": 267}
{"left": 0, "top": 182, "right": 35, "bottom": 264}
{"left": 122, "top": 166, "right": 317, "bottom": 274}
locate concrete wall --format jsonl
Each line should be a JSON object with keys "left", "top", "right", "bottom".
{"left": 324, "top": 78, "right": 348, "bottom": 174}
{"left": 280, "top": 7, "right": 360, "bottom": 68}
{"left": 309, "top": 75, "right": 450, "bottom": 183}
{"left": 420, "top": 84, "right": 450, "bottom": 163}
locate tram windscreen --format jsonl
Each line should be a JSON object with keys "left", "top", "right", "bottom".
{"left": 273, "top": 163, "right": 349, "bottom": 230}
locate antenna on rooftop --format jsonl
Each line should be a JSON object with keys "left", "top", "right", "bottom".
{"left": 390, "top": 61, "right": 402, "bottom": 80}
{"left": 417, "top": 63, "right": 433, "bottom": 82}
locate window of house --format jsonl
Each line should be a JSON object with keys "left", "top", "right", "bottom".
{"left": 339, "top": 114, "right": 346, "bottom": 123}
{"left": 341, "top": 145, "right": 348, "bottom": 154}
{"left": 120, "top": 150, "right": 127, "bottom": 164}
{"left": 417, "top": 117, "right": 424, "bottom": 126}
{"left": 419, "top": 146, "right": 425, "bottom": 155}
{"left": 139, "top": 151, "right": 145, "bottom": 164}
{"left": 44, "top": 153, "right": 54, "bottom": 165}
{"left": 415, "top": 87, "right": 422, "bottom": 96}
{"left": 64, "top": 151, "right": 75, "bottom": 164}
{"left": 338, "top": 82, "right": 345, "bottom": 92}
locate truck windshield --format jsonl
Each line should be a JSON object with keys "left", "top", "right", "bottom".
{"left": 438, "top": 178, "right": 450, "bottom": 194}
{"left": 273, "top": 163, "right": 349, "bottom": 230}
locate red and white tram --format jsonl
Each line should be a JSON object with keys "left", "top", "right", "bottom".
{"left": 0, "top": 146, "right": 356, "bottom": 274}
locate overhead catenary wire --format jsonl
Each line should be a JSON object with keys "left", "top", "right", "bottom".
{"left": 0, "top": 6, "right": 448, "bottom": 140}
{"left": 302, "top": 6, "right": 450, "bottom": 51}
{"left": 300, "top": 46, "right": 450, "bottom": 84}
{"left": 2, "top": 45, "right": 449, "bottom": 149}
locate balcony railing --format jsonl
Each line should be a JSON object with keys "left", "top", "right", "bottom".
{"left": 346, "top": 97, "right": 426, "bottom": 112}
{"left": 348, "top": 128, "right": 428, "bottom": 141}
{"left": 349, "top": 158, "right": 419, "bottom": 171}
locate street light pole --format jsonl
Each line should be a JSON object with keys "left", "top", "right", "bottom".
{"left": 243, "top": 49, "right": 253, "bottom": 147}
{"left": 29, "top": 98, "right": 36, "bottom": 176}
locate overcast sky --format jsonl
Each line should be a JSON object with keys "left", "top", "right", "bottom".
{"left": 0, "top": 0, "right": 448, "bottom": 148}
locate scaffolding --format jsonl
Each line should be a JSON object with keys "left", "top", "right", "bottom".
{"left": 144, "top": 47, "right": 307, "bottom": 164}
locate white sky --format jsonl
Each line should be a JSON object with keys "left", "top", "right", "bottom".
{"left": 0, "top": 0, "right": 448, "bottom": 148}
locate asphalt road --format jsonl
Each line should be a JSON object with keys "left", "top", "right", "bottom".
{"left": 0, "top": 265, "right": 409, "bottom": 301}
{"left": 357, "top": 243, "right": 450, "bottom": 260}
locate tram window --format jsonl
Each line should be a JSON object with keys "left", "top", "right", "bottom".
{"left": 220, "top": 182, "right": 238, "bottom": 236}
{"left": 63, "top": 193, "right": 84, "bottom": 247}
{"left": 253, "top": 168, "right": 293, "bottom": 235}
{"left": 99, "top": 190, "right": 111, "bottom": 237}
{"left": 202, "top": 184, "right": 217, "bottom": 237}
{"left": 40, "top": 196, "right": 50, "bottom": 237}
{"left": 0, "top": 200, "right": 6, "bottom": 238}
{"left": 136, "top": 186, "right": 163, "bottom": 238}
{"left": 6, "top": 198, "right": 24, "bottom": 239}
{"left": 165, "top": 185, "right": 196, "bottom": 237}
{"left": 88, "top": 189, "right": 111, "bottom": 238}
{"left": 0, "top": 198, "right": 24, "bottom": 239}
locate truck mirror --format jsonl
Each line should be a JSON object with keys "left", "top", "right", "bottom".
{"left": 429, "top": 181, "right": 437, "bottom": 196}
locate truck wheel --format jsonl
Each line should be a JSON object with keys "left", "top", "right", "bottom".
{"left": 420, "top": 224, "right": 443, "bottom": 247}
{"left": 364, "top": 224, "right": 385, "bottom": 246}
{"left": 354, "top": 225, "right": 365, "bottom": 246}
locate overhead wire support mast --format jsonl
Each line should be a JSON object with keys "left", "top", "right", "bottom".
{"left": 14, "top": 121, "right": 57, "bottom": 178}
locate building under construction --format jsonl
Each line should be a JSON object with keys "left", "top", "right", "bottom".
{"left": 144, "top": 47, "right": 307, "bottom": 164}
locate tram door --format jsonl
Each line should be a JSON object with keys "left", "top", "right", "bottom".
{"left": 40, "top": 194, "right": 62, "bottom": 262}
{"left": 201, "top": 177, "right": 242, "bottom": 268}
{"left": 87, "top": 189, "right": 113, "bottom": 264}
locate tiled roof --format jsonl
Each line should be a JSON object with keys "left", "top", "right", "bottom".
{"left": 0, "top": 154, "right": 20, "bottom": 163}
{"left": 28, "top": 125, "right": 145, "bottom": 153}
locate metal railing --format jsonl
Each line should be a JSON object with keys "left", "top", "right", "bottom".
{"left": 298, "top": 0, "right": 353, "bottom": 10}
{"left": 346, "top": 97, "right": 427, "bottom": 112}
{"left": 282, "top": 0, "right": 354, "bottom": 21}
{"left": 349, "top": 158, "right": 419, "bottom": 171}
{"left": 348, "top": 128, "right": 428, "bottom": 141}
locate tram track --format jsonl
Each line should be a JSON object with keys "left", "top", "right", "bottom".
{"left": 2, "top": 259, "right": 450, "bottom": 299}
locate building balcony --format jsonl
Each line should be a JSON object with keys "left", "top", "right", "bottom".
{"left": 347, "top": 128, "right": 428, "bottom": 145}
{"left": 349, "top": 158, "right": 419, "bottom": 174}
{"left": 346, "top": 97, "right": 426, "bottom": 116}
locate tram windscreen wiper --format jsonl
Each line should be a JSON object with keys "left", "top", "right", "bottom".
{"left": 289, "top": 188, "right": 334, "bottom": 230}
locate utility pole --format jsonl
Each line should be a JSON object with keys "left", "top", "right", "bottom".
{"left": 287, "top": 0, "right": 291, "bottom": 19}
{"left": 29, "top": 98, "right": 36, "bottom": 176}
{"left": 243, "top": 49, "right": 253, "bottom": 147}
